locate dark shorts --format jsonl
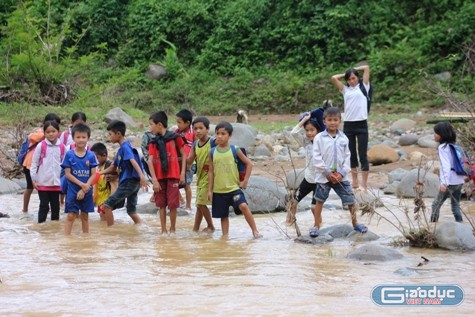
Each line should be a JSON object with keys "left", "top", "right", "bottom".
{"left": 295, "top": 178, "right": 317, "bottom": 205}
{"left": 314, "top": 181, "right": 355, "bottom": 206}
{"left": 212, "top": 189, "right": 247, "bottom": 218}
{"left": 23, "top": 167, "right": 33, "bottom": 190}
{"left": 104, "top": 179, "right": 140, "bottom": 214}
{"left": 155, "top": 178, "right": 180, "bottom": 209}
{"left": 65, "top": 192, "right": 95, "bottom": 213}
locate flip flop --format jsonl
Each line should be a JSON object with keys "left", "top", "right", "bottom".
{"left": 309, "top": 226, "right": 319, "bottom": 238}
{"left": 354, "top": 224, "right": 368, "bottom": 233}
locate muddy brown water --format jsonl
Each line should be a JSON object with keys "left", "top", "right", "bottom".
{"left": 0, "top": 188, "right": 474, "bottom": 316}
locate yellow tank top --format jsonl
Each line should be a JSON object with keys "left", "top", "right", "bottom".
{"left": 94, "top": 161, "right": 111, "bottom": 206}
{"left": 195, "top": 138, "right": 212, "bottom": 189}
{"left": 212, "top": 145, "right": 239, "bottom": 193}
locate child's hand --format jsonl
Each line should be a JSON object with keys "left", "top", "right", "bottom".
{"left": 239, "top": 179, "right": 248, "bottom": 189}
{"left": 80, "top": 183, "right": 90, "bottom": 193}
{"left": 179, "top": 175, "right": 185, "bottom": 185}
{"left": 76, "top": 190, "right": 85, "bottom": 200}
{"left": 207, "top": 191, "right": 212, "bottom": 202}
{"left": 152, "top": 179, "right": 160, "bottom": 192}
{"left": 439, "top": 184, "right": 447, "bottom": 192}
{"left": 140, "top": 176, "right": 148, "bottom": 191}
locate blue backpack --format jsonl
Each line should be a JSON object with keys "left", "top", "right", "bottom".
{"left": 448, "top": 143, "right": 472, "bottom": 177}
{"left": 210, "top": 144, "right": 247, "bottom": 182}
{"left": 17, "top": 137, "right": 38, "bottom": 165}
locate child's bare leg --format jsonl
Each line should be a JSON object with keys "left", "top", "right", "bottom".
{"left": 287, "top": 199, "right": 297, "bottom": 225}
{"left": 239, "top": 203, "right": 262, "bottom": 238}
{"left": 351, "top": 168, "right": 359, "bottom": 189}
{"left": 313, "top": 202, "right": 324, "bottom": 229}
{"left": 348, "top": 204, "right": 358, "bottom": 227}
{"left": 128, "top": 212, "right": 141, "bottom": 224}
{"left": 193, "top": 207, "right": 203, "bottom": 231}
{"left": 169, "top": 208, "right": 177, "bottom": 233}
{"left": 159, "top": 207, "right": 167, "bottom": 234}
{"left": 361, "top": 171, "right": 369, "bottom": 191}
{"left": 22, "top": 188, "right": 33, "bottom": 213}
{"left": 221, "top": 217, "right": 229, "bottom": 237}
{"left": 201, "top": 205, "right": 215, "bottom": 232}
{"left": 80, "top": 212, "right": 89, "bottom": 233}
{"left": 185, "top": 184, "right": 192, "bottom": 210}
{"left": 103, "top": 206, "right": 114, "bottom": 226}
{"left": 64, "top": 212, "right": 76, "bottom": 235}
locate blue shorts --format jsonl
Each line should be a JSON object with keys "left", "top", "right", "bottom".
{"left": 314, "top": 181, "right": 355, "bottom": 206}
{"left": 212, "top": 189, "right": 247, "bottom": 218}
{"left": 104, "top": 179, "right": 140, "bottom": 214}
{"left": 65, "top": 191, "right": 95, "bottom": 213}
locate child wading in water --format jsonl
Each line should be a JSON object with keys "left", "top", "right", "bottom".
{"left": 430, "top": 121, "right": 465, "bottom": 223}
{"left": 288, "top": 107, "right": 325, "bottom": 225}
{"left": 30, "top": 120, "right": 64, "bottom": 223}
{"left": 62, "top": 123, "right": 98, "bottom": 234}
{"left": 207, "top": 121, "right": 261, "bottom": 239}
{"left": 311, "top": 107, "right": 368, "bottom": 237}
{"left": 186, "top": 116, "right": 215, "bottom": 233}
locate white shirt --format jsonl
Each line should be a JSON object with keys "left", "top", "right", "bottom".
{"left": 342, "top": 82, "right": 370, "bottom": 122}
{"left": 313, "top": 129, "right": 350, "bottom": 184}
{"left": 438, "top": 143, "right": 465, "bottom": 185}
{"left": 30, "top": 139, "right": 63, "bottom": 187}
{"left": 291, "top": 124, "right": 316, "bottom": 183}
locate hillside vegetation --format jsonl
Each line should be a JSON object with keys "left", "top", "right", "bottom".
{"left": 1, "top": 0, "right": 474, "bottom": 122}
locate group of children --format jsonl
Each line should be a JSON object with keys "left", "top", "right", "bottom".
{"left": 21, "top": 104, "right": 467, "bottom": 238}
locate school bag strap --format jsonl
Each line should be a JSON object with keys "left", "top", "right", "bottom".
{"left": 359, "top": 79, "right": 373, "bottom": 113}
{"left": 38, "top": 140, "right": 66, "bottom": 168}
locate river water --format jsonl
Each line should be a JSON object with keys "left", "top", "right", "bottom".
{"left": 0, "top": 189, "right": 474, "bottom": 316}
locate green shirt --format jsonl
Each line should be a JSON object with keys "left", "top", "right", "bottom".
{"left": 212, "top": 145, "right": 240, "bottom": 194}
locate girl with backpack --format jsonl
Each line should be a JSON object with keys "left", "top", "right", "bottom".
{"left": 430, "top": 122, "right": 465, "bottom": 223}
{"left": 331, "top": 64, "right": 371, "bottom": 191}
{"left": 30, "top": 120, "right": 64, "bottom": 223}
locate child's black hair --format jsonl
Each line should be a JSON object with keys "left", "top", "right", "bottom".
{"left": 149, "top": 111, "right": 168, "bottom": 128}
{"left": 303, "top": 120, "right": 320, "bottom": 131}
{"left": 43, "top": 120, "right": 60, "bottom": 133}
{"left": 72, "top": 122, "right": 91, "bottom": 138}
{"left": 192, "top": 116, "right": 210, "bottom": 129}
{"left": 90, "top": 142, "right": 108, "bottom": 156}
{"left": 323, "top": 106, "right": 342, "bottom": 118}
{"left": 434, "top": 121, "right": 457, "bottom": 144}
{"left": 72, "top": 111, "right": 87, "bottom": 123}
{"left": 43, "top": 113, "right": 61, "bottom": 125}
{"left": 107, "top": 120, "right": 126, "bottom": 136}
{"left": 176, "top": 109, "right": 193, "bottom": 124}
{"left": 215, "top": 121, "right": 233, "bottom": 135}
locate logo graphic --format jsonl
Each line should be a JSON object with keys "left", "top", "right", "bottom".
{"left": 371, "top": 285, "right": 464, "bottom": 306}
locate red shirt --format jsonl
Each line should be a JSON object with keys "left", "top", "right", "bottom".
{"left": 148, "top": 137, "right": 185, "bottom": 180}
{"left": 176, "top": 127, "right": 194, "bottom": 157}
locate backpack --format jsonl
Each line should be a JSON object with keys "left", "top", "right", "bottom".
{"left": 38, "top": 140, "right": 66, "bottom": 169}
{"left": 359, "top": 79, "right": 373, "bottom": 113}
{"left": 210, "top": 144, "right": 247, "bottom": 182}
{"left": 448, "top": 143, "right": 472, "bottom": 177}
{"left": 17, "top": 137, "right": 38, "bottom": 165}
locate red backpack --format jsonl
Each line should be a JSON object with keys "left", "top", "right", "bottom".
{"left": 38, "top": 141, "right": 66, "bottom": 168}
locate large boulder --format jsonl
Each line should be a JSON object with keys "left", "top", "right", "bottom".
{"left": 0, "top": 177, "right": 22, "bottom": 194}
{"left": 397, "top": 168, "right": 439, "bottom": 198}
{"left": 285, "top": 168, "right": 305, "bottom": 190}
{"left": 398, "top": 133, "right": 419, "bottom": 146}
{"left": 230, "top": 123, "right": 257, "bottom": 149}
{"left": 347, "top": 244, "right": 404, "bottom": 261}
{"left": 243, "top": 176, "right": 286, "bottom": 213}
{"left": 389, "top": 119, "right": 416, "bottom": 134}
{"left": 417, "top": 135, "right": 438, "bottom": 148}
{"left": 104, "top": 108, "right": 138, "bottom": 128}
{"left": 388, "top": 168, "right": 409, "bottom": 183}
{"left": 434, "top": 222, "right": 475, "bottom": 251}
{"left": 367, "top": 144, "right": 400, "bottom": 165}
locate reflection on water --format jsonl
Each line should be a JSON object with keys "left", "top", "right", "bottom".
{"left": 0, "top": 191, "right": 474, "bottom": 316}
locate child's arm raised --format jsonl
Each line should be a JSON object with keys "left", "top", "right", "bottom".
{"left": 237, "top": 148, "right": 252, "bottom": 189}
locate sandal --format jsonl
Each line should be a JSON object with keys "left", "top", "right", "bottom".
{"left": 309, "top": 226, "right": 320, "bottom": 238}
{"left": 354, "top": 224, "right": 368, "bottom": 233}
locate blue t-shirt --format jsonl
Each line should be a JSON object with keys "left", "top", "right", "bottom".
{"left": 114, "top": 140, "right": 142, "bottom": 185}
{"left": 61, "top": 150, "right": 99, "bottom": 198}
